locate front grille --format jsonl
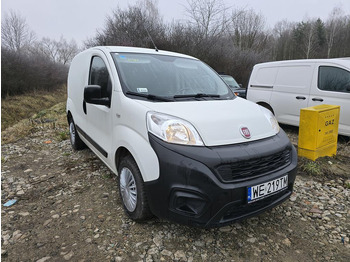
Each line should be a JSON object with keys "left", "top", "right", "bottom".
{"left": 216, "top": 149, "right": 291, "bottom": 182}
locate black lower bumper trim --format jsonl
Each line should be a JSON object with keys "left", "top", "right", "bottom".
{"left": 145, "top": 130, "right": 297, "bottom": 228}
{"left": 208, "top": 190, "right": 292, "bottom": 227}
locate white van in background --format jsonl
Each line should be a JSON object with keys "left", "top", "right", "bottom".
{"left": 246, "top": 58, "right": 350, "bottom": 136}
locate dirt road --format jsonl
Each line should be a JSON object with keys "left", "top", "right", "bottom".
{"left": 1, "top": 116, "right": 349, "bottom": 261}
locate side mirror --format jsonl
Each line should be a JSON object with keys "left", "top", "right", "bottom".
{"left": 239, "top": 84, "right": 244, "bottom": 88}
{"left": 84, "top": 85, "right": 110, "bottom": 107}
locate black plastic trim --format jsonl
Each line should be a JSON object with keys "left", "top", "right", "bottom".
{"left": 144, "top": 130, "right": 298, "bottom": 228}
{"left": 250, "top": 84, "right": 273, "bottom": 88}
{"left": 75, "top": 125, "right": 108, "bottom": 158}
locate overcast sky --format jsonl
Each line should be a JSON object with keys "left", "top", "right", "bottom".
{"left": 2, "top": 0, "right": 350, "bottom": 46}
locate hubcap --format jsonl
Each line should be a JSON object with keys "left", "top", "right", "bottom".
{"left": 69, "top": 122, "right": 76, "bottom": 145}
{"left": 120, "top": 167, "right": 137, "bottom": 212}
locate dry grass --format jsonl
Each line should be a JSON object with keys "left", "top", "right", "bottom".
{"left": 1, "top": 87, "right": 68, "bottom": 144}
{"left": 1, "top": 101, "right": 68, "bottom": 144}
{"left": 1, "top": 86, "right": 67, "bottom": 131}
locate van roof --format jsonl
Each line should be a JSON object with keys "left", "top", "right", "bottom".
{"left": 88, "top": 46, "right": 197, "bottom": 60}
{"left": 255, "top": 58, "right": 350, "bottom": 68}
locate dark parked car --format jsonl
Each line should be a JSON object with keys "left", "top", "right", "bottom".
{"left": 220, "top": 74, "right": 246, "bottom": 98}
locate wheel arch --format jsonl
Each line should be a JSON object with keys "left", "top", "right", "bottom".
{"left": 67, "top": 110, "right": 73, "bottom": 124}
{"left": 257, "top": 102, "right": 275, "bottom": 115}
{"left": 115, "top": 146, "right": 132, "bottom": 172}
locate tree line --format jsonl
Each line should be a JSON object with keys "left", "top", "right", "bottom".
{"left": 2, "top": 0, "right": 350, "bottom": 98}
{"left": 1, "top": 11, "right": 78, "bottom": 98}
{"left": 86, "top": 0, "right": 350, "bottom": 87}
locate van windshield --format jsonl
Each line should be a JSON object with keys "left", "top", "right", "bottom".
{"left": 111, "top": 53, "right": 234, "bottom": 101}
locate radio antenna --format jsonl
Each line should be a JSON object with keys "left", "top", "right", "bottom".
{"left": 144, "top": 25, "right": 158, "bottom": 52}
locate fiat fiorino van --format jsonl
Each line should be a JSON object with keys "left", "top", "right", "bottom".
{"left": 66, "top": 46, "right": 297, "bottom": 227}
{"left": 247, "top": 58, "right": 350, "bottom": 136}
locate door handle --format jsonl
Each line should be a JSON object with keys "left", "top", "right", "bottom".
{"left": 312, "top": 98, "right": 324, "bottom": 102}
{"left": 296, "top": 96, "right": 306, "bottom": 100}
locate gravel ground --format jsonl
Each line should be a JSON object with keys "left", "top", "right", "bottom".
{"left": 1, "top": 124, "right": 350, "bottom": 262}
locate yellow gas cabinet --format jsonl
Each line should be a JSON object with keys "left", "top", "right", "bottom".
{"left": 298, "top": 105, "right": 340, "bottom": 161}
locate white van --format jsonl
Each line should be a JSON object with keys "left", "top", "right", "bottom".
{"left": 66, "top": 46, "right": 297, "bottom": 227}
{"left": 246, "top": 58, "right": 350, "bottom": 136}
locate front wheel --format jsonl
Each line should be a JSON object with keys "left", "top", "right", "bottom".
{"left": 118, "top": 155, "right": 152, "bottom": 221}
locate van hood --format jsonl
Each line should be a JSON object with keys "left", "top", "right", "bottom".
{"left": 136, "top": 98, "right": 277, "bottom": 146}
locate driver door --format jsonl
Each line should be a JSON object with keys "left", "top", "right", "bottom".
{"left": 82, "top": 55, "right": 113, "bottom": 159}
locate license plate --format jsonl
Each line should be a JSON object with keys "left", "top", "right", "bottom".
{"left": 247, "top": 175, "right": 288, "bottom": 203}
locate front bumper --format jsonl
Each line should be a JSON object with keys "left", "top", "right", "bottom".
{"left": 145, "top": 130, "right": 297, "bottom": 228}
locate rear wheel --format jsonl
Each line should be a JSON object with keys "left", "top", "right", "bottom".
{"left": 118, "top": 155, "right": 152, "bottom": 221}
{"left": 68, "top": 118, "right": 86, "bottom": 150}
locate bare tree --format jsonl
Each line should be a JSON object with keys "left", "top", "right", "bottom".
{"left": 272, "top": 20, "right": 295, "bottom": 60}
{"left": 85, "top": 0, "right": 165, "bottom": 48}
{"left": 1, "top": 10, "right": 35, "bottom": 53}
{"left": 304, "top": 22, "right": 316, "bottom": 59}
{"left": 2, "top": 46, "right": 68, "bottom": 97}
{"left": 185, "top": 0, "right": 228, "bottom": 39}
{"left": 31, "top": 37, "right": 59, "bottom": 61}
{"left": 56, "top": 38, "right": 79, "bottom": 65}
{"left": 1, "top": 11, "right": 78, "bottom": 97}
{"left": 31, "top": 37, "right": 79, "bottom": 65}
{"left": 230, "top": 8, "right": 268, "bottom": 51}
{"left": 84, "top": 0, "right": 350, "bottom": 90}
{"left": 139, "top": 0, "right": 161, "bottom": 24}
{"left": 166, "top": 21, "right": 199, "bottom": 54}
{"left": 326, "top": 7, "right": 344, "bottom": 58}
{"left": 337, "top": 16, "right": 350, "bottom": 57}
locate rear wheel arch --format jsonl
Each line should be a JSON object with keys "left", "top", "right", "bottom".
{"left": 67, "top": 111, "right": 73, "bottom": 124}
{"left": 67, "top": 112, "right": 86, "bottom": 150}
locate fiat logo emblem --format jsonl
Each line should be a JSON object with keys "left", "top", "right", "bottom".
{"left": 240, "top": 127, "right": 251, "bottom": 139}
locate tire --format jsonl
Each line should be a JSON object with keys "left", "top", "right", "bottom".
{"left": 68, "top": 118, "right": 86, "bottom": 150}
{"left": 118, "top": 155, "right": 152, "bottom": 221}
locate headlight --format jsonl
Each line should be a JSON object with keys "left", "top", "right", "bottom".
{"left": 260, "top": 106, "right": 280, "bottom": 134}
{"left": 146, "top": 112, "right": 204, "bottom": 146}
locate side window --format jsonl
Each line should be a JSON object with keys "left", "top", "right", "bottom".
{"left": 318, "top": 66, "right": 350, "bottom": 93}
{"left": 89, "top": 56, "right": 112, "bottom": 99}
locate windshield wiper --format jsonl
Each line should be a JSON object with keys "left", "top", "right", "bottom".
{"left": 173, "top": 93, "right": 220, "bottom": 99}
{"left": 126, "top": 91, "right": 173, "bottom": 102}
